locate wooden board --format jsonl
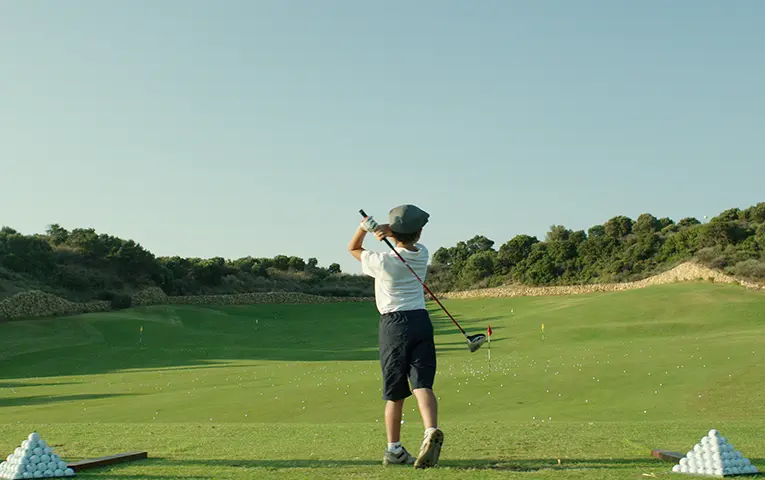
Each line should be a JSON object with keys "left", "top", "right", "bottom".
{"left": 652, "top": 449, "right": 684, "bottom": 463}
{"left": 68, "top": 451, "right": 148, "bottom": 472}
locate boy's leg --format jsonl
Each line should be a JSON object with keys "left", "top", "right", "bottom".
{"left": 379, "top": 312, "right": 416, "bottom": 465}
{"left": 411, "top": 356, "right": 443, "bottom": 469}
{"left": 408, "top": 311, "right": 443, "bottom": 469}
{"left": 382, "top": 396, "right": 416, "bottom": 466}
{"left": 385, "top": 399, "right": 404, "bottom": 443}
{"left": 412, "top": 388, "right": 437, "bottom": 430}
{"left": 409, "top": 312, "right": 438, "bottom": 430}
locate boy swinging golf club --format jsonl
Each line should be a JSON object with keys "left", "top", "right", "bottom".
{"left": 348, "top": 205, "right": 485, "bottom": 469}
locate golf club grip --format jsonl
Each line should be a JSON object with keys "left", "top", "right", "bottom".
{"left": 359, "top": 209, "right": 397, "bottom": 250}
{"left": 357, "top": 209, "right": 468, "bottom": 337}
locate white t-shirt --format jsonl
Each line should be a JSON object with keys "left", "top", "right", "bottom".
{"left": 361, "top": 244, "right": 429, "bottom": 314}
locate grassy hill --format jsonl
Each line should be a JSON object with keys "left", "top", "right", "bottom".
{"left": 1, "top": 282, "right": 763, "bottom": 478}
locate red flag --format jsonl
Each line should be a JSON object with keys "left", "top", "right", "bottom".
{"left": 487, "top": 325, "right": 492, "bottom": 336}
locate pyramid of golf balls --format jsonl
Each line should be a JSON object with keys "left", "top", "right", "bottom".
{"left": 672, "top": 429, "right": 758, "bottom": 476}
{"left": 0, "top": 433, "right": 75, "bottom": 479}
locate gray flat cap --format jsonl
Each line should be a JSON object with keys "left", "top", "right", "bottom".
{"left": 388, "top": 204, "right": 429, "bottom": 234}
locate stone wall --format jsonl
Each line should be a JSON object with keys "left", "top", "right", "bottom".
{"left": 0, "top": 291, "right": 111, "bottom": 321}
{"left": 0, "top": 288, "right": 373, "bottom": 321}
{"left": 129, "top": 287, "right": 373, "bottom": 308}
{"left": 164, "top": 291, "right": 373, "bottom": 306}
{"left": 439, "top": 262, "right": 765, "bottom": 300}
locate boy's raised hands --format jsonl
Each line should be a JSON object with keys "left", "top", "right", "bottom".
{"left": 373, "top": 224, "right": 392, "bottom": 241}
{"left": 360, "top": 216, "right": 392, "bottom": 241}
{"left": 360, "top": 216, "right": 379, "bottom": 233}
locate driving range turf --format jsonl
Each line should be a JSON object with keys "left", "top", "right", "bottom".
{"left": 1, "top": 282, "right": 764, "bottom": 479}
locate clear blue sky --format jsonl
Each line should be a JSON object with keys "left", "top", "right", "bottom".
{"left": 1, "top": 1, "right": 763, "bottom": 274}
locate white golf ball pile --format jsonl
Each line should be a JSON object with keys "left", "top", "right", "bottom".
{"left": 671, "top": 429, "right": 758, "bottom": 477}
{"left": 0, "top": 433, "right": 75, "bottom": 479}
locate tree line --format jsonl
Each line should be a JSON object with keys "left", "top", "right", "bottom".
{"left": 0, "top": 224, "right": 368, "bottom": 306}
{"left": 2, "top": 202, "right": 763, "bottom": 307}
{"left": 427, "top": 203, "right": 765, "bottom": 292}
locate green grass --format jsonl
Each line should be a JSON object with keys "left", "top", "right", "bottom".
{"left": 1, "top": 283, "right": 764, "bottom": 478}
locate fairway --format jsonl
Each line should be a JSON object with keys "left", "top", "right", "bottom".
{"left": 2, "top": 283, "right": 764, "bottom": 479}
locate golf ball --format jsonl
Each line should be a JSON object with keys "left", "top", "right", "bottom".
{"left": 57, "top": 462, "right": 66, "bottom": 471}
{"left": 27, "top": 434, "right": 39, "bottom": 443}
{"left": 32, "top": 450, "right": 41, "bottom": 458}
{"left": 64, "top": 468, "right": 75, "bottom": 476}
{"left": 54, "top": 469, "right": 63, "bottom": 477}
{"left": 33, "top": 472, "right": 42, "bottom": 479}
{"left": 39, "top": 456, "right": 49, "bottom": 464}
{"left": 23, "top": 473, "right": 33, "bottom": 479}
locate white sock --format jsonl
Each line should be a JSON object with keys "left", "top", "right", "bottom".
{"left": 424, "top": 426, "right": 439, "bottom": 436}
{"left": 387, "top": 441, "right": 402, "bottom": 453}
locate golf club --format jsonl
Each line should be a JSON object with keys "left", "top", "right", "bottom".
{"left": 359, "top": 209, "right": 486, "bottom": 352}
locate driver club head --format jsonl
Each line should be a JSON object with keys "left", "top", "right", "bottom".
{"left": 466, "top": 334, "right": 486, "bottom": 353}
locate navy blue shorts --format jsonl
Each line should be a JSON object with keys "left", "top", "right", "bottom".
{"left": 378, "top": 309, "right": 437, "bottom": 401}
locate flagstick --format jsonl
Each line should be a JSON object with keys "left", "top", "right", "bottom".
{"left": 487, "top": 331, "right": 491, "bottom": 372}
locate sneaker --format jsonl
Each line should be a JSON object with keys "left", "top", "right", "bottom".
{"left": 414, "top": 428, "right": 444, "bottom": 469}
{"left": 383, "top": 447, "right": 416, "bottom": 466}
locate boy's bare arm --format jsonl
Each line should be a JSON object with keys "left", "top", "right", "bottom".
{"left": 348, "top": 226, "right": 367, "bottom": 262}
{"left": 349, "top": 222, "right": 393, "bottom": 261}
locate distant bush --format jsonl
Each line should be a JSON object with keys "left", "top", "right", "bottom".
{"left": 695, "top": 247, "right": 719, "bottom": 264}
{"left": 731, "top": 260, "right": 765, "bottom": 280}
{"left": 96, "top": 291, "right": 133, "bottom": 310}
{"left": 110, "top": 293, "right": 133, "bottom": 310}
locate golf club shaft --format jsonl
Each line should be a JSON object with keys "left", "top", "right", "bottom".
{"left": 359, "top": 210, "right": 468, "bottom": 337}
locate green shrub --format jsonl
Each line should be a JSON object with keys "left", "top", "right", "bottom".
{"left": 110, "top": 293, "right": 133, "bottom": 310}
{"left": 732, "top": 260, "right": 765, "bottom": 280}
{"left": 96, "top": 291, "right": 116, "bottom": 301}
{"left": 695, "top": 247, "right": 720, "bottom": 264}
